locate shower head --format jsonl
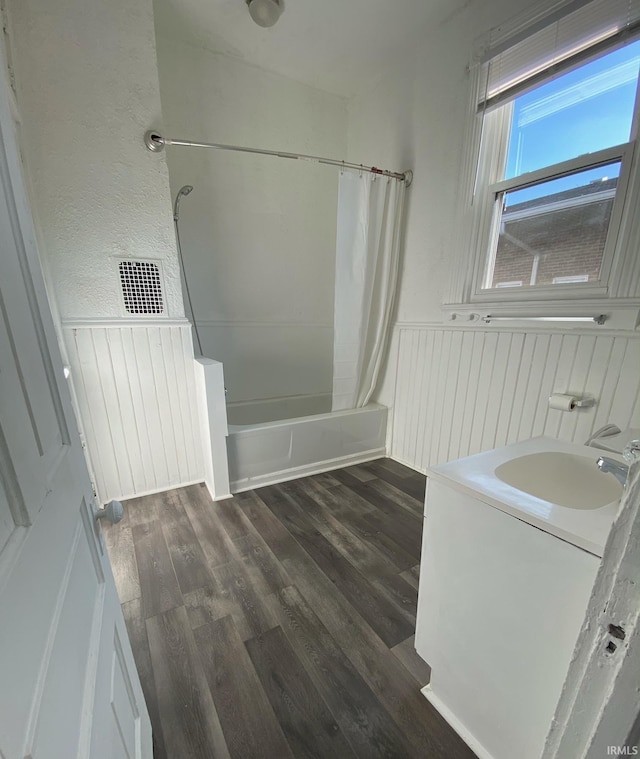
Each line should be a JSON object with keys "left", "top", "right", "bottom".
{"left": 173, "top": 184, "right": 194, "bottom": 221}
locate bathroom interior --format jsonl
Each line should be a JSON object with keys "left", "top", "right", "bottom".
{"left": 1, "top": 0, "right": 640, "bottom": 757}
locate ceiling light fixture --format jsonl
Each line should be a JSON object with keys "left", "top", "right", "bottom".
{"left": 247, "top": 0, "right": 283, "bottom": 27}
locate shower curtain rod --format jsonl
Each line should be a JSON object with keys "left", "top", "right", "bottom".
{"left": 144, "top": 131, "right": 413, "bottom": 186}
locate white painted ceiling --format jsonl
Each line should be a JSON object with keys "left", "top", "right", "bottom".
{"left": 153, "top": 0, "right": 454, "bottom": 97}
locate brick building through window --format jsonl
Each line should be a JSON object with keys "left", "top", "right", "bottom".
{"left": 490, "top": 177, "right": 616, "bottom": 288}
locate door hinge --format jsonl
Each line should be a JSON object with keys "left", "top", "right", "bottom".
{"left": 604, "top": 623, "right": 626, "bottom": 654}
{"left": 608, "top": 623, "right": 626, "bottom": 640}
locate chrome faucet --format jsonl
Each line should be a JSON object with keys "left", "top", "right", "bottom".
{"left": 596, "top": 457, "right": 629, "bottom": 487}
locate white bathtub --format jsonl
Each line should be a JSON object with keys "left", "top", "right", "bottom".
{"left": 226, "top": 397, "right": 387, "bottom": 493}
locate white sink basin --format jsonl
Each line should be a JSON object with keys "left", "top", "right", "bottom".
{"left": 428, "top": 437, "right": 623, "bottom": 556}
{"left": 495, "top": 451, "right": 623, "bottom": 510}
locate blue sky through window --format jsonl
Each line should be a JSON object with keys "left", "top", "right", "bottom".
{"left": 504, "top": 40, "right": 640, "bottom": 204}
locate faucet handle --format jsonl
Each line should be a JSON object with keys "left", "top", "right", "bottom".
{"left": 623, "top": 440, "right": 640, "bottom": 464}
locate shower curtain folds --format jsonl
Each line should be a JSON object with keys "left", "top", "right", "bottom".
{"left": 332, "top": 172, "right": 406, "bottom": 411}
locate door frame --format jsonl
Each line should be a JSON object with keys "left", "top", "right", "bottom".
{"left": 0, "top": 16, "right": 152, "bottom": 756}
{"left": 543, "top": 462, "right": 640, "bottom": 757}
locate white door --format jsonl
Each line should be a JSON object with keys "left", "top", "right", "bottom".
{"left": 0, "top": 32, "right": 152, "bottom": 759}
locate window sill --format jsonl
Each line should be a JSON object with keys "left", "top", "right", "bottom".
{"left": 469, "top": 283, "right": 609, "bottom": 303}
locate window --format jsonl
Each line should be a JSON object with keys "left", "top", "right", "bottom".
{"left": 483, "top": 43, "right": 639, "bottom": 293}
{"left": 450, "top": 0, "right": 640, "bottom": 315}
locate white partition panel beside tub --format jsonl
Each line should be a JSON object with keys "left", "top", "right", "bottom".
{"left": 194, "top": 357, "right": 231, "bottom": 501}
{"left": 226, "top": 401, "right": 388, "bottom": 492}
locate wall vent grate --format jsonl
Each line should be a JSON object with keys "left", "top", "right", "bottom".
{"left": 118, "top": 260, "right": 164, "bottom": 315}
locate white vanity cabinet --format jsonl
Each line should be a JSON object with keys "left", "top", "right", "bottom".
{"left": 415, "top": 471, "right": 602, "bottom": 759}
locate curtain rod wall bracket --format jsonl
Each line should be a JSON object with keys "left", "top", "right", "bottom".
{"left": 144, "top": 130, "right": 166, "bottom": 153}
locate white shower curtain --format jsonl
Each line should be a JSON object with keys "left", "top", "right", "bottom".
{"left": 332, "top": 171, "right": 405, "bottom": 411}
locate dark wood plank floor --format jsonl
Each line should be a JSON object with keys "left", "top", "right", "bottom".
{"left": 104, "top": 459, "right": 476, "bottom": 759}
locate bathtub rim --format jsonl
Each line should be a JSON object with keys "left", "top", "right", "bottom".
{"left": 226, "top": 392, "right": 331, "bottom": 428}
{"left": 227, "top": 401, "right": 386, "bottom": 434}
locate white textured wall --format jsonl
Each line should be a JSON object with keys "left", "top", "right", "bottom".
{"left": 346, "top": 0, "right": 640, "bottom": 466}
{"left": 155, "top": 36, "right": 346, "bottom": 402}
{"left": 6, "top": 0, "right": 183, "bottom": 320}
{"left": 347, "top": 0, "right": 531, "bottom": 325}
{"left": 6, "top": 0, "right": 207, "bottom": 501}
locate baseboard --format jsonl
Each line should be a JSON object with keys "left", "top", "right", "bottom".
{"left": 113, "top": 478, "right": 205, "bottom": 505}
{"left": 389, "top": 454, "right": 427, "bottom": 476}
{"left": 229, "top": 448, "right": 386, "bottom": 493}
{"left": 420, "top": 685, "right": 495, "bottom": 759}
{"left": 203, "top": 479, "right": 233, "bottom": 502}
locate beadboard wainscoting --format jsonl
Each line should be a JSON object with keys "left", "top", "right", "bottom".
{"left": 64, "top": 320, "right": 204, "bottom": 503}
{"left": 391, "top": 325, "right": 640, "bottom": 472}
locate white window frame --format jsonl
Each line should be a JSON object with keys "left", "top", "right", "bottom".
{"left": 446, "top": 29, "right": 640, "bottom": 322}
